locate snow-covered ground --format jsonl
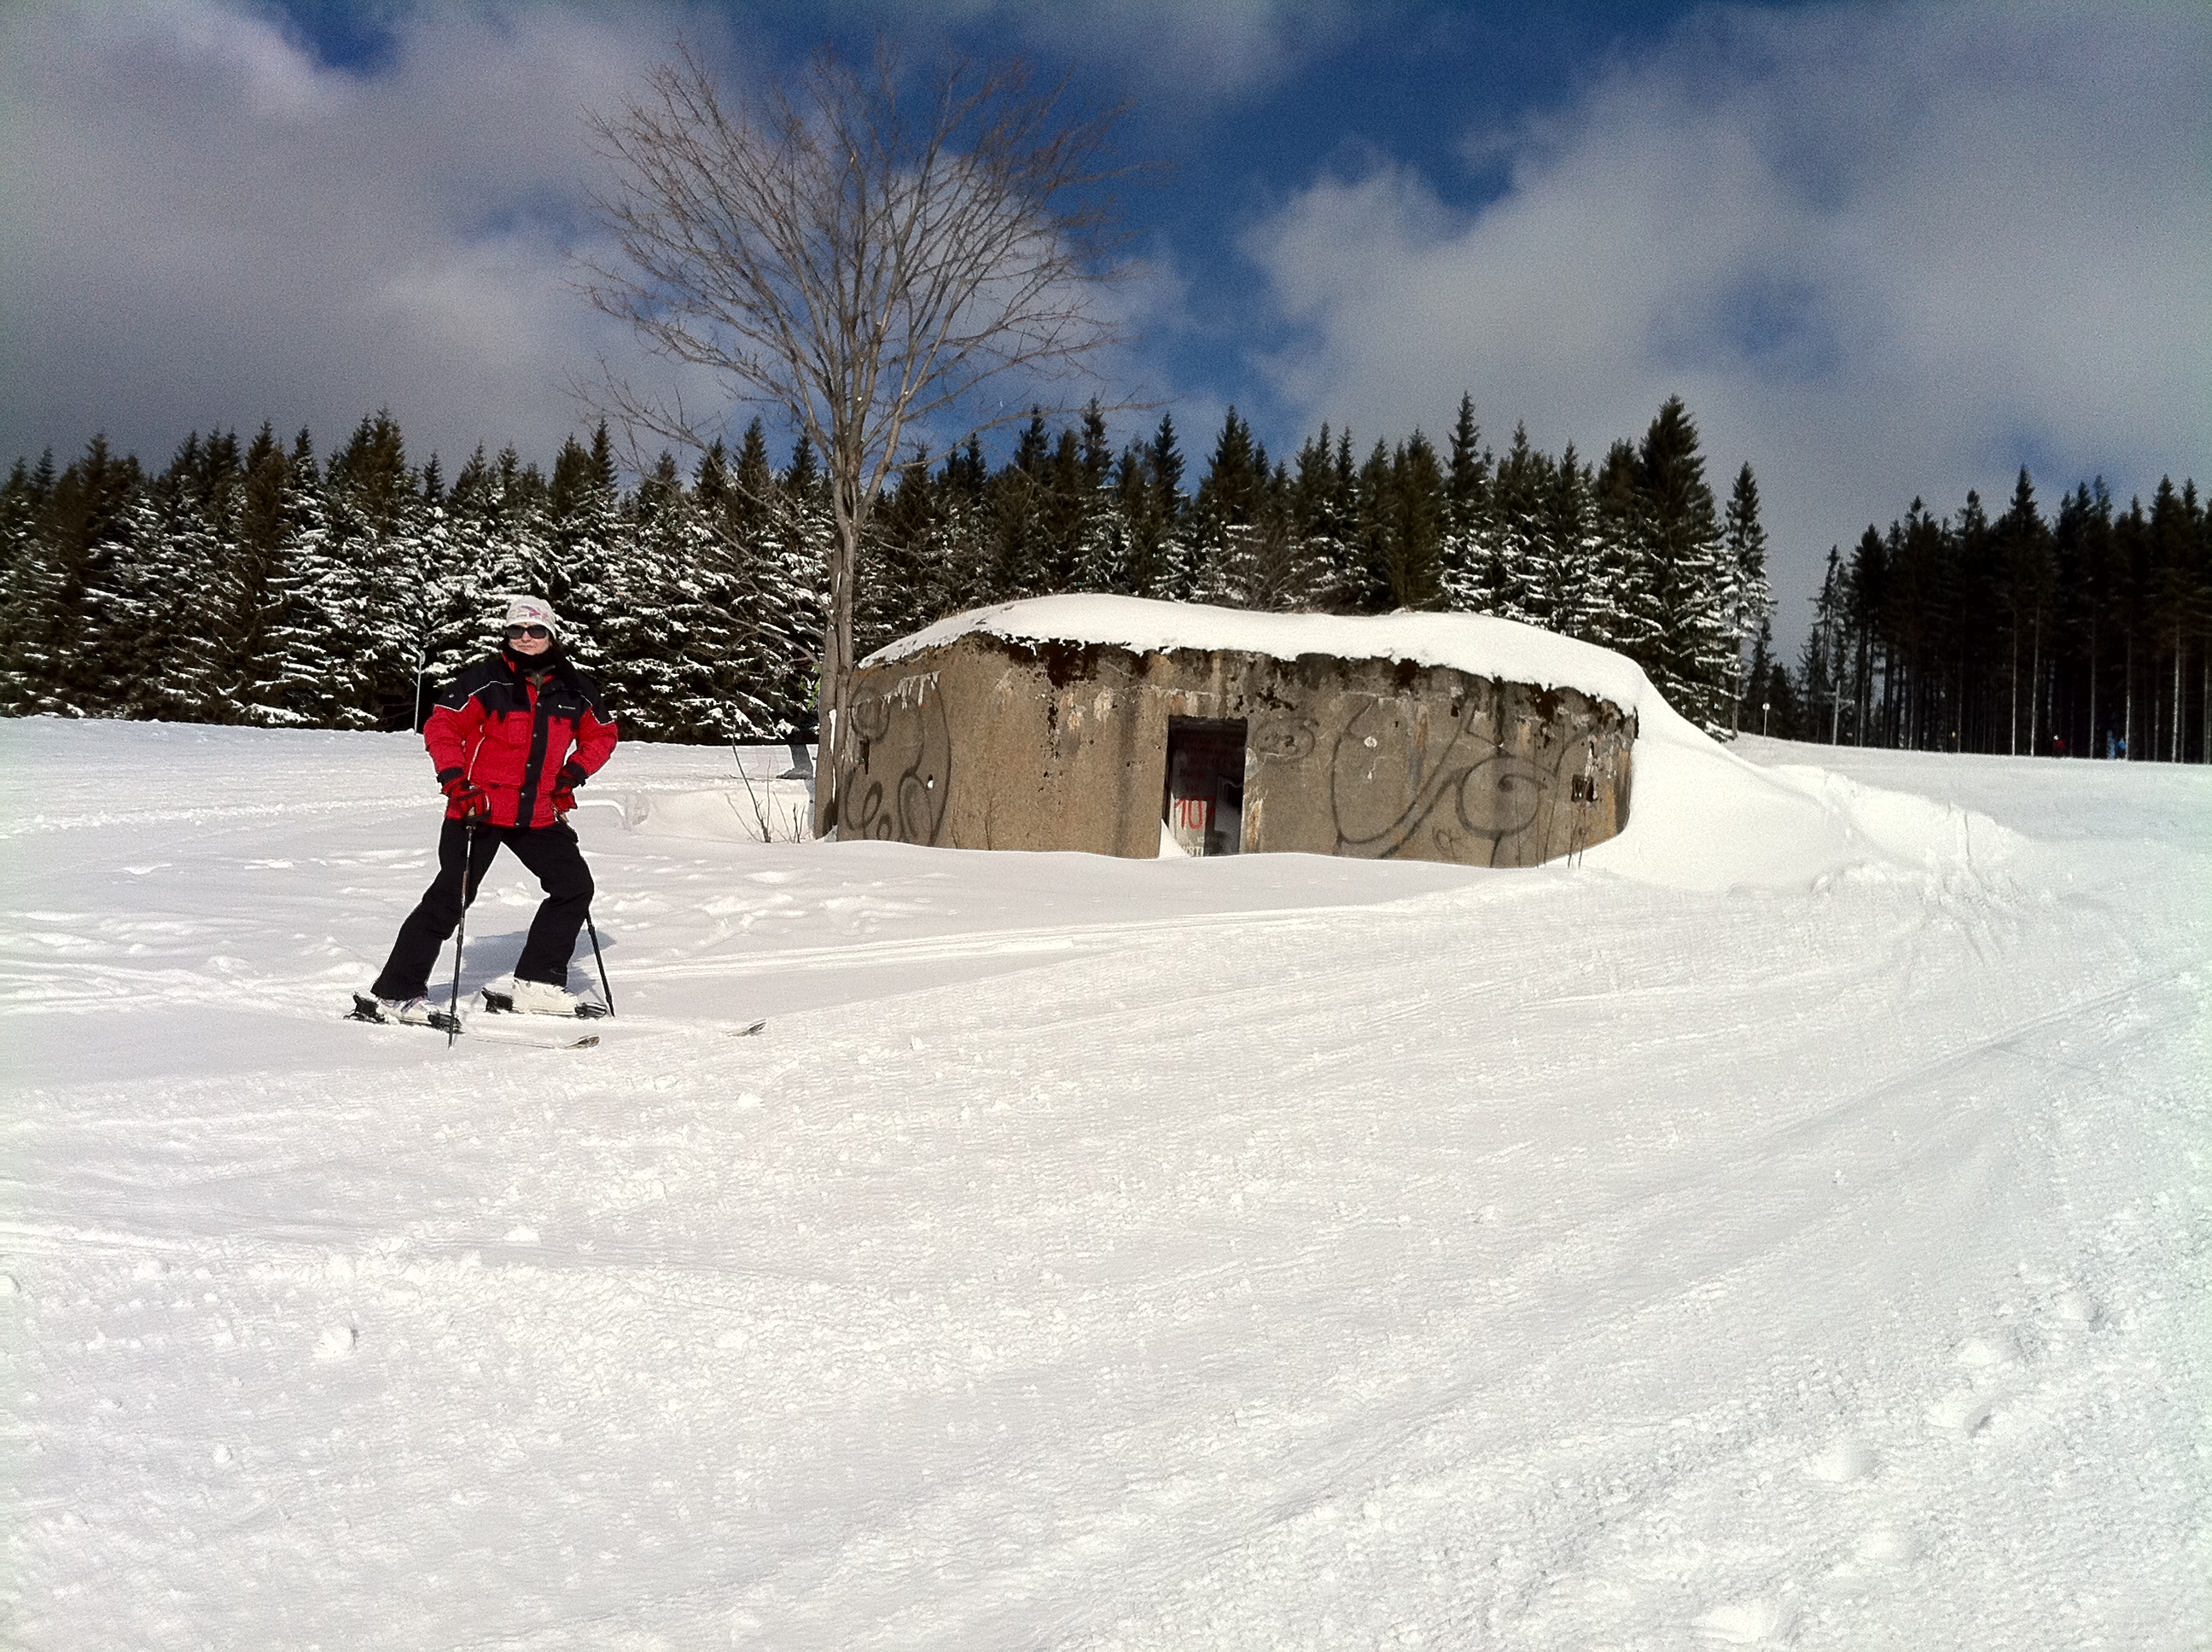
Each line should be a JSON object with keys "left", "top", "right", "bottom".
{"left": 3, "top": 717, "right": 2206, "bottom": 1649}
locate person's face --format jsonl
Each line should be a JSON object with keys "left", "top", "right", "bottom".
{"left": 505, "top": 624, "right": 552, "bottom": 657}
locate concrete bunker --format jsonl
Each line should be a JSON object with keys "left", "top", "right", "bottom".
{"left": 837, "top": 597, "right": 1638, "bottom": 869}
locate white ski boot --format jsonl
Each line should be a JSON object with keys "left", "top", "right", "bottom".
{"left": 349, "top": 992, "right": 459, "bottom": 1032}
{"left": 482, "top": 976, "right": 607, "bottom": 1018}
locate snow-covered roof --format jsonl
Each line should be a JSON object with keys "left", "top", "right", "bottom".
{"left": 863, "top": 594, "right": 1662, "bottom": 718}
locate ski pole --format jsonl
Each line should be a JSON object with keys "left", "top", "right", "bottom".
{"left": 446, "top": 820, "right": 476, "bottom": 1047}
{"left": 585, "top": 909, "right": 615, "bottom": 1017}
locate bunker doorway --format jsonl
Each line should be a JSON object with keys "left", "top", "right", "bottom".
{"left": 1164, "top": 717, "right": 1247, "bottom": 856}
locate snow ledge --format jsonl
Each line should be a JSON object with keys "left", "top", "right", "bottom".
{"left": 862, "top": 595, "right": 1662, "bottom": 718}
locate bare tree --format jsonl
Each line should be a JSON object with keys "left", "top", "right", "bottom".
{"left": 581, "top": 41, "right": 1133, "bottom": 834}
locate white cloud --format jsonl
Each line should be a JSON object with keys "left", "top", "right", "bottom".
{"left": 1243, "top": 1, "right": 2212, "bottom": 637}
{"left": 0, "top": 0, "right": 706, "bottom": 472}
{"left": 872, "top": 0, "right": 1362, "bottom": 101}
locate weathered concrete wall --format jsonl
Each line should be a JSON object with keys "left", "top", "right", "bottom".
{"left": 840, "top": 636, "right": 1634, "bottom": 867}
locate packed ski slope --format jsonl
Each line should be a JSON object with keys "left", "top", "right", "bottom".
{"left": 3, "top": 717, "right": 2206, "bottom": 1649}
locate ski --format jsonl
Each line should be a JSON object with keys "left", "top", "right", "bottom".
{"left": 346, "top": 995, "right": 599, "bottom": 1048}
{"left": 474, "top": 1029, "right": 602, "bottom": 1050}
{"left": 480, "top": 988, "right": 611, "bottom": 1019}
{"left": 352, "top": 992, "right": 746, "bottom": 1047}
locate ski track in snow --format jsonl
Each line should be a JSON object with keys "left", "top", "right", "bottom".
{"left": 1, "top": 719, "right": 2207, "bottom": 1649}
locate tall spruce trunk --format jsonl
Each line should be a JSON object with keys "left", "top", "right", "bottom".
{"left": 2173, "top": 633, "right": 2185, "bottom": 763}
{"left": 2008, "top": 628, "right": 2020, "bottom": 757}
{"left": 2125, "top": 635, "right": 2135, "bottom": 759}
{"left": 2030, "top": 618, "right": 2042, "bottom": 754}
{"left": 2087, "top": 620, "right": 2098, "bottom": 758}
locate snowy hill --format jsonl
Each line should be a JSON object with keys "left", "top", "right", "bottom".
{"left": 3, "top": 718, "right": 2206, "bottom": 1649}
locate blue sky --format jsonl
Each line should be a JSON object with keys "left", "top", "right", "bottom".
{"left": 2, "top": 1, "right": 2205, "bottom": 641}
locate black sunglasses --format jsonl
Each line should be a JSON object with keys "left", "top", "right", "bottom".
{"left": 505, "top": 625, "right": 550, "bottom": 640}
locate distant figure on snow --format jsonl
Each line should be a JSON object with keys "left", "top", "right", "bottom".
{"left": 358, "top": 596, "right": 619, "bottom": 1024}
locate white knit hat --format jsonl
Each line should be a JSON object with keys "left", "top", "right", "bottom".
{"left": 504, "top": 596, "right": 559, "bottom": 635}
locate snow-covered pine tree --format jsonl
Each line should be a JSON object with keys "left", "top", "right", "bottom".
{"left": 427, "top": 447, "right": 502, "bottom": 687}
{"left": 226, "top": 426, "right": 296, "bottom": 723}
{"left": 24, "top": 437, "right": 146, "bottom": 716}
{"left": 302, "top": 412, "right": 424, "bottom": 728}
{"left": 1383, "top": 431, "right": 1446, "bottom": 611}
{"left": 1033, "top": 425, "right": 1092, "bottom": 596}
{"left": 1587, "top": 438, "right": 1650, "bottom": 661}
{"left": 859, "top": 451, "right": 942, "bottom": 656}
{"left": 930, "top": 437, "right": 992, "bottom": 616}
{"left": 1343, "top": 439, "right": 1398, "bottom": 614}
{"left": 754, "top": 434, "right": 830, "bottom": 738}
{"left": 544, "top": 422, "right": 624, "bottom": 670}
{"left": 593, "top": 449, "right": 674, "bottom": 736}
{"left": 1720, "top": 462, "right": 1773, "bottom": 735}
{"left": 1066, "top": 400, "right": 1125, "bottom": 595}
{"left": 643, "top": 440, "right": 741, "bottom": 739}
{"left": 106, "top": 432, "right": 228, "bottom": 721}
{"left": 1441, "top": 395, "right": 1493, "bottom": 613}
{"left": 617, "top": 447, "right": 747, "bottom": 741}
{"left": 1111, "top": 440, "right": 1159, "bottom": 598}
{"left": 1287, "top": 426, "right": 1350, "bottom": 612}
{"left": 1192, "top": 407, "right": 1267, "bottom": 607}
{"left": 661, "top": 435, "right": 745, "bottom": 739}
{"left": 1142, "top": 414, "right": 1193, "bottom": 601}
{"left": 409, "top": 456, "right": 483, "bottom": 725}
{"left": 1543, "top": 444, "right": 1598, "bottom": 641}
{"left": 280, "top": 433, "right": 381, "bottom": 729}
{"left": 245, "top": 431, "right": 332, "bottom": 727}
{"left": 1489, "top": 424, "right": 1548, "bottom": 627}
{"left": 506, "top": 451, "right": 555, "bottom": 607}
{"left": 981, "top": 414, "right": 1051, "bottom": 601}
{"left": 185, "top": 427, "right": 251, "bottom": 723}
{"left": 0, "top": 453, "right": 58, "bottom": 714}
{"left": 1633, "top": 397, "right": 1733, "bottom": 734}
{"left": 415, "top": 442, "right": 563, "bottom": 713}
{"left": 1238, "top": 462, "right": 1328, "bottom": 612}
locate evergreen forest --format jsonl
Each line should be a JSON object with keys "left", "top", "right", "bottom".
{"left": 2, "top": 396, "right": 2203, "bottom": 761}
{"left": 1784, "top": 470, "right": 2210, "bottom": 761}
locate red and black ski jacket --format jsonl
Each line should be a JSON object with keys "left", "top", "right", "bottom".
{"left": 424, "top": 649, "right": 619, "bottom": 828}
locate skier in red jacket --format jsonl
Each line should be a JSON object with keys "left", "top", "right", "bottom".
{"left": 359, "top": 596, "right": 620, "bottom": 1023}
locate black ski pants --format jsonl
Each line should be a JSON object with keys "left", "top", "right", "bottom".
{"left": 371, "top": 817, "right": 595, "bottom": 1000}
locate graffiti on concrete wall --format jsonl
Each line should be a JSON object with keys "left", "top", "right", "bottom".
{"left": 1284, "top": 695, "right": 1586, "bottom": 865}
{"left": 841, "top": 670, "right": 952, "bottom": 844}
{"left": 1249, "top": 717, "right": 1318, "bottom": 763}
